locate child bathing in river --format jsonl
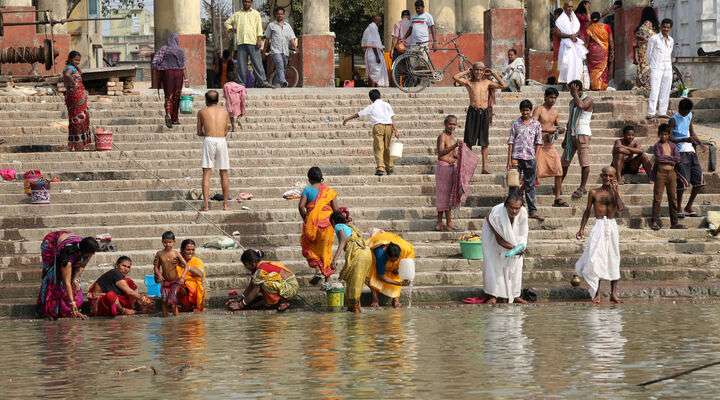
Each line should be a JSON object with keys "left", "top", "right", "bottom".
{"left": 153, "top": 231, "right": 189, "bottom": 317}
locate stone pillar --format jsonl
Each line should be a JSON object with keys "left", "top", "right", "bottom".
{"left": 1, "top": 0, "right": 32, "bottom": 6}
{"left": 614, "top": 0, "right": 651, "bottom": 86}
{"left": 301, "top": 0, "right": 334, "bottom": 87}
{"left": 384, "top": 0, "right": 406, "bottom": 52}
{"left": 525, "top": 0, "right": 554, "bottom": 83}
{"left": 154, "top": 0, "right": 205, "bottom": 86}
{"left": 484, "top": 0, "right": 524, "bottom": 69}
{"left": 460, "top": 0, "right": 487, "bottom": 33}
{"left": 37, "top": 0, "right": 68, "bottom": 34}
{"left": 433, "top": 0, "right": 456, "bottom": 34}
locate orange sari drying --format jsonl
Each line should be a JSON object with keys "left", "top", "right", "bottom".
{"left": 301, "top": 184, "right": 337, "bottom": 277}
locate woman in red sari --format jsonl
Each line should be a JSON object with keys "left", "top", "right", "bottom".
{"left": 299, "top": 167, "right": 338, "bottom": 284}
{"left": 87, "top": 256, "right": 153, "bottom": 317}
{"left": 63, "top": 51, "right": 92, "bottom": 151}
{"left": 152, "top": 33, "right": 187, "bottom": 128}
{"left": 586, "top": 12, "right": 614, "bottom": 91}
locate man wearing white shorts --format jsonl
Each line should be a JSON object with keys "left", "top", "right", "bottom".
{"left": 197, "top": 90, "right": 231, "bottom": 211}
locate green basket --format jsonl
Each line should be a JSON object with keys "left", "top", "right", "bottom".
{"left": 459, "top": 240, "right": 484, "bottom": 260}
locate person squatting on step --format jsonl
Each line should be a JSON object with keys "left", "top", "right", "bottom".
{"left": 646, "top": 18, "right": 675, "bottom": 119}
{"left": 669, "top": 98, "right": 705, "bottom": 219}
{"left": 152, "top": 33, "right": 187, "bottom": 128}
{"left": 481, "top": 193, "right": 529, "bottom": 304}
{"left": 611, "top": 125, "right": 653, "bottom": 184}
{"left": 299, "top": 167, "right": 339, "bottom": 284}
{"left": 435, "top": 115, "right": 462, "bottom": 231}
{"left": 575, "top": 166, "right": 624, "bottom": 304}
{"left": 562, "top": 80, "right": 594, "bottom": 200}
{"left": 153, "top": 231, "right": 189, "bottom": 317}
{"left": 650, "top": 124, "right": 685, "bottom": 231}
{"left": 533, "top": 87, "right": 569, "bottom": 208}
{"left": 197, "top": 90, "right": 232, "bottom": 211}
{"left": 507, "top": 99, "right": 544, "bottom": 222}
{"left": 453, "top": 62, "right": 506, "bottom": 175}
{"left": 367, "top": 231, "right": 414, "bottom": 308}
{"left": 226, "top": 249, "right": 298, "bottom": 312}
{"left": 87, "top": 256, "right": 153, "bottom": 317}
{"left": 343, "top": 89, "right": 399, "bottom": 176}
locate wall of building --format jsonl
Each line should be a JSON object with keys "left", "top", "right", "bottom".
{"left": 67, "top": 0, "right": 104, "bottom": 69}
{"left": 654, "top": 0, "right": 720, "bottom": 56}
{"left": 102, "top": 9, "right": 154, "bottom": 63}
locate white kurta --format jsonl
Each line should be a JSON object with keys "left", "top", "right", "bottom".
{"left": 362, "top": 22, "right": 389, "bottom": 87}
{"left": 575, "top": 217, "right": 621, "bottom": 298}
{"left": 503, "top": 57, "right": 526, "bottom": 92}
{"left": 556, "top": 12, "right": 588, "bottom": 84}
{"left": 482, "top": 203, "right": 529, "bottom": 303}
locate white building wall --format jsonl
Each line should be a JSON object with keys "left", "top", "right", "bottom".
{"left": 654, "top": 0, "right": 720, "bottom": 56}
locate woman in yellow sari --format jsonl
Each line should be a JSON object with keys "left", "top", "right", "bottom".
{"left": 228, "top": 249, "right": 299, "bottom": 312}
{"left": 367, "top": 231, "right": 414, "bottom": 308}
{"left": 299, "top": 167, "right": 338, "bottom": 284}
{"left": 586, "top": 12, "right": 614, "bottom": 91}
{"left": 177, "top": 239, "right": 206, "bottom": 312}
{"left": 330, "top": 209, "right": 372, "bottom": 313}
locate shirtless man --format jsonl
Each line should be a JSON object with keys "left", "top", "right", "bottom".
{"left": 153, "top": 231, "right": 189, "bottom": 317}
{"left": 197, "top": 90, "right": 231, "bottom": 211}
{"left": 435, "top": 115, "right": 462, "bottom": 231}
{"left": 533, "top": 87, "right": 568, "bottom": 207}
{"left": 453, "top": 62, "right": 506, "bottom": 174}
{"left": 612, "top": 125, "right": 653, "bottom": 183}
{"left": 575, "top": 166, "right": 624, "bottom": 304}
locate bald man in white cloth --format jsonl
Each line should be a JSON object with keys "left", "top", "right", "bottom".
{"left": 362, "top": 15, "right": 389, "bottom": 87}
{"left": 554, "top": 2, "right": 588, "bottom": 85}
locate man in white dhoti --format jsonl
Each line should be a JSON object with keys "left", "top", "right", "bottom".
{"left": 575, "top": 166, "right": 625, "bottom": 304}
{"left": 482, "top": 193, "right": 529, "bottom": 304}
{"left": 502, "top": 48, "right": 525, "bottom": 92}
{"left": 362, "top": 16, "right": 389, "bottom": 87}
{"left": 554, "top": 2, "right": 588, "bottom": 86}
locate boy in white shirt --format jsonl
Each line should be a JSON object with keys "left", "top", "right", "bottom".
{"left": 647, "top": 18, "right": 674, "bottom": 119}
{"left": 343, "top": 89, "right": 400, "bottom": 176}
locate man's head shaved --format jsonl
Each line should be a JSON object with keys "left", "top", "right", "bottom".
{"left": 205, "top": 90, "right": 219, "bottom": 105}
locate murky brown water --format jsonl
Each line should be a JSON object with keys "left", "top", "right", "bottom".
{"left": 1, "top": 302, "right": 719, "bottom": 399}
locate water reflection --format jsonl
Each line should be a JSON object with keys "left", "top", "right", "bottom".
{"left": 2, "top": 303, "right": 720, "bottom": 398}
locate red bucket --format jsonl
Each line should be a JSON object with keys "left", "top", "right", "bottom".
{"left": 95, "top": 128, "right": 113, "bottom": 151}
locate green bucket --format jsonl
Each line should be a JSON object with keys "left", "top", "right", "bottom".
{"left": 179, "top": 95, "right": 193, "bottom": 114}
{"left": 326, "top": 287, "right": 345, "bottom": 310}
{"left": 459, "top": 240, "right": 484, "bottom": 260}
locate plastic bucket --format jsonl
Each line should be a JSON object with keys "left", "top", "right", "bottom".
{"left": 179, "top": 95, "right": 194, "bottom": 114}
{"left": 326, "top": 287, "right": 345, "bottom": 309}
{"left": 398, "top": 258, "right": 415, "bottom": 281}
{"left": 459, "top": 240, "right": 484, "bottom": 260}
{"left": 389, "top": 141, "right": 404, "bottom": 159}
{"left": 144, "top": 274, "right": 161, "bottom": 298}
{"left": 94, "top": 128, "right": 113, "bottom": 151}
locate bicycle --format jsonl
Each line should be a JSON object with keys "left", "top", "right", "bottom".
{"left": 266, "top": 50, "right": 299, "bottom": 88}
{"left": 391, "top": 33, "right": 471, "bottom": 93}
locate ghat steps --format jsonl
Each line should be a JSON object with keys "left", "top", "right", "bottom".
{"left": 0, "top": 88, "right": 718, "bottom": 316}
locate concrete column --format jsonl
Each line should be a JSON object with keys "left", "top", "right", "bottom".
{"left": 385, "top": 0, "right": 406, "bottom": 51}
{"left": 1, "top": 0, "right": 32, "bottom": 6}
{"left": 303, "top": 0, "right": 330, "bottom": 35}
{"left": 301, "top": 0, "right": 334, "bottom": 86}
{"left": 490, "top": 0, "right": 521, "bottom": 7}
{"left": 433, "top": 0, "right": 456, "bottom": 34}
{"left": 154, "top": 0, "right": 205, "bottom": 86}
{"left": 484, "top": 1, "right": 523, "bottom": 68}
{"left": 460, "top": 0, "right": 488, "bottom": 33}
{"left": 37, "top": 0, "right": 68, "bottom": 34}
{"left": 526, "top": 0, "right": 551, "bottom": 51}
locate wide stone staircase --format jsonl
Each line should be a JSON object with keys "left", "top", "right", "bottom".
{"left": 0, "top": 88, "right": 718, "bottom": 316}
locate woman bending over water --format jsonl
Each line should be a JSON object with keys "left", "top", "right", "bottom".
{"left": 227, "top": 249, "right": 299, "bottom": 312}
{"left": 367, "top": 231, "right": 414, "bottom": 308}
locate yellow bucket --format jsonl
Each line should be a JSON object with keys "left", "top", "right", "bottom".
{"left": 326, "top": 287, "right": 345, "bottom": 310}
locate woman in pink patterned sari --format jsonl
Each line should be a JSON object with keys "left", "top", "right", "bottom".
{"left": 63, "top": 51, "right": 92, "bottom": 151}
{"left": 37, "top": 231, "right": 99, "bottom": 319}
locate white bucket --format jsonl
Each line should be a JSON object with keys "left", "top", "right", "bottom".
{"left": 398, "top": 258, "right": 415, "bottom": 281}
{"left": 389, "top": 141, "right": 404, "bottom": 159}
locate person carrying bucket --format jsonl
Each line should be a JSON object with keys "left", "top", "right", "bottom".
{"left": 226, "top": 249, "right": 298, "bottom": 312}
{"left": 367, "top": 231, "right": 414, "bottom": 308}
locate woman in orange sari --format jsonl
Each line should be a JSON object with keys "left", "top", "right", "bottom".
{"left": 299, "top": 167, "right": 338, "bottom": 284}
{"left": 177, "top": 239, "right": 205, "bottom": 312}
{"left": 586, "top": 12, "right": 614, "bottom": 91}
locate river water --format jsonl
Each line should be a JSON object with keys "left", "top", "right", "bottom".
{"left": 2, "top": 302, "right": 719, "bottom": 399}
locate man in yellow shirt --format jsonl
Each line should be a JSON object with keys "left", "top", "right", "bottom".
{"left": 225, "top": 0, "right": 272, "bottom": 88}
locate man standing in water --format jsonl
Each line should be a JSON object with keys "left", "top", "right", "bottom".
{"left": 453, "top": 62, "right": 506, "bottom": 174}
{"left": 197, "top": 90, "right": 231, "bottom": 211}
{"left": 575, "top": 166, "right": 624, "bottom": 304}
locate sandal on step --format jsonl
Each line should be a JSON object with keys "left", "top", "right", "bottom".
{"left": 571, "top": 188, "right": 587, "bottom": 200}
{"left": 553, "top": 199, "right": 569, "bottom": 207}
{"left": 685, "top": 211, "right": 699, "bottom": 217}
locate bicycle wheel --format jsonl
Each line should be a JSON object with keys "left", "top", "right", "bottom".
{"left": 392, "top": 53, "right": 432, "bottom": 93}
{"left": 285, "top": 66, "right": 299, "bottom": 88}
